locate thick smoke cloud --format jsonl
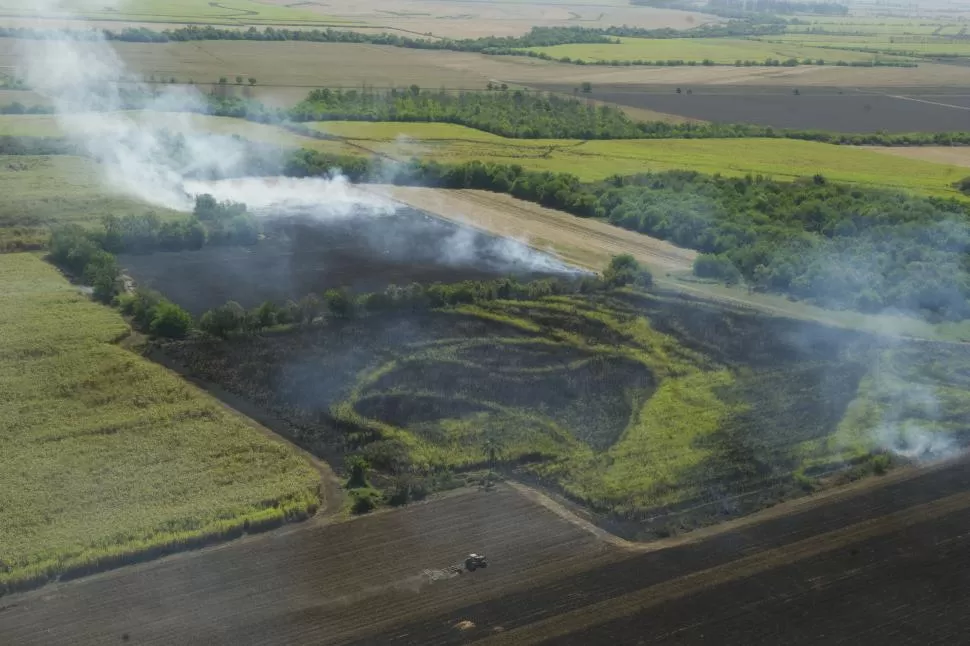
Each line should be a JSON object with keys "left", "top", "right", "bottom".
{"left": 17, "top": 0, "right": 257, "bottom": 210}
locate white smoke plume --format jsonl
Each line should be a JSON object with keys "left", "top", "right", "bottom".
{"left": 183, "top": 176, "right": 398, "bottom": 217}
{"left": 16, "top": 0, "right": 255, "bottom": 211}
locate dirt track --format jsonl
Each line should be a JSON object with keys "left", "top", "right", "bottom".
{"left": 364, "top": 185, "right": 697, "bottom": 274}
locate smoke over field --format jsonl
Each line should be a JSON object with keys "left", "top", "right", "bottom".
{"left": 121, "top": 183, "right": 579, "bottom": 315}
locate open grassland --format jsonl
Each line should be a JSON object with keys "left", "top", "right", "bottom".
{"left": 0, "top": 155, "right": 183, "bottom": 251}
{"left": 313, "top": 120, "right": 970, "bottom": 197}
{"left": 523, "top": 36, "right": 912, "bottom": 64}
{"left": 0, "top": 0, "right": 346, "bottom": 26}
{"left": 0, "top": 253, "right": 319, "bottom": 596}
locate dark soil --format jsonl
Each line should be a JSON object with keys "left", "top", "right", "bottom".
{"left": 533, "top": 84, "right": 970, "bottom": 133}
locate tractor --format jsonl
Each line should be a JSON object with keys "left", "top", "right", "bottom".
{"left": 464, "top": 553, "right": 488, "bottom": 572}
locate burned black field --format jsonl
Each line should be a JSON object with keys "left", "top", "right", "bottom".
{"left": 533, "top": 84, "right": 970, "bottom": 133}
{"left": 121, "top": 206, "right": 572, "bottom": 315}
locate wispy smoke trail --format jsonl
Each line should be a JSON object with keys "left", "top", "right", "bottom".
{"left": 16, "top": 0, "right": 257, "bottom": 211}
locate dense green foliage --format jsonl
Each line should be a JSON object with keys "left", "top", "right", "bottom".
{"left": 600, "top": 172, "right": 970, "bottom": 319}
{"left": 117, "top": 288, "right": 193, "bottom": 339}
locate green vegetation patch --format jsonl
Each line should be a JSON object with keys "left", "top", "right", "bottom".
{"left": 522, "top": 36, "right": 913, "bottom": 64}
{"left": 0, "top": 254, "right": 319, "bottom": 595}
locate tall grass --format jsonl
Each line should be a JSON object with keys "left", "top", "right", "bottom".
{"left": 0, "top": 254, "right": 319, "bottom": 595}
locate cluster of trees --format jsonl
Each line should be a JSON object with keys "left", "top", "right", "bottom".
{"left": 48, "top": 225, "right": 193, "bottom": 335}
{"left": 291, "top": 88, "right": 644, "bottom": 139}
{"left": 595, "top": 171, "right": 970, "bottom": 319}
{"left": 49, "top": 225, "right": 122, "bottom": 303}
{"left": 117, "top": 288, "right": 193, "bottom": 339}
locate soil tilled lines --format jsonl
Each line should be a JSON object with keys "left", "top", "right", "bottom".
{"left": 474, "top": 490, "right": 970, "bottom": 645}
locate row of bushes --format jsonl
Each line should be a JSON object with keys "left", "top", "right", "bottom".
{"left": 197, "top": 256, "right": 650, "bottom": 339}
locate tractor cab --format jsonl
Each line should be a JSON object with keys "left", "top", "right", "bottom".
{"left": 465, "top": 553, "right": 488, "bottom": 571}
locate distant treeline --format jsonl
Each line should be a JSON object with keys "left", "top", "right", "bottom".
{"left": 280, "top": 152, "right": 970, "bottom": 321}
{"left": 0, "top": 135, "right": 76, "bottom": 155}
{"left": 0, "top": 22, "right": 790, "bottom": 66}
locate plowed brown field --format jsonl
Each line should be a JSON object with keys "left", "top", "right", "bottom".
{"left": 5, "top": 458, "right": 970, "bottom": 644}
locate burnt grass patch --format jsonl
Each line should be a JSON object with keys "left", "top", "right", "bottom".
{"left": 121, "top": 207, "right": 569, "bottom": 315}
{"left": 532, "top": 84, "right": 970, "bottom": 133}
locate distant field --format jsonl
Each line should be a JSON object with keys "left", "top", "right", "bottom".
{"left": 0, "top": 0, "right": 714, "bottom": 37}
{"left": 523, "top": 37, "right": 912, "bottom": 65}
{"left": 866, "top": 145, "right": 970, "bottom": 168}
{"left": 761, "top": 33, "right": 970, "bottom": 57}
{"left": 313, "top": 120, "right": 969, "bottom": 197}
{"left": 0, "top": 155, "right": 185, "bottom": 251}
{"left": 785, "top": 17, "right": 959, "bottom": 35}
{"left": 536, "top": 84, "right": 970, "bottom": 133}
{"left": 0, "top": 0, "right": 345, "bottom": 26}
{"left": 0, "top": 253, "right": 319, "bottom": 595}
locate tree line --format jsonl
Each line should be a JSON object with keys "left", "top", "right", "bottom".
{"left": 196, "top": 255, "right": 650, "bottom": 339}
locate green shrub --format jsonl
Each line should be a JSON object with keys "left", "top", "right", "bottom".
{"left": 149, "top": 301, "right": 193, "bottom": 339}
{"left": 693, "top": 253, "right": 742, "bottom": 285}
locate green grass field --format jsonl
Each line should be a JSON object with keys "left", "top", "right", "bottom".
{"left": 759, "top": 33, "right": 970, "bottom": 57}
{"left": 520, "top": 36, "right": 914, "bottom": 65}
{"left": 0, "top": 155, "right": 186, "bottom": 251}
{"left": 313, "top": 120, "right": 970, "bottom": 198}
{"left": 0, "top": 0, "right": 349, "bottom": 26}
{"left": 0, "top": 253, "right": 319, "bottom": 595}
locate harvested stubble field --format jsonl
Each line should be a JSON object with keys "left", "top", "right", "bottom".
{"left": 534, "top": 83, "right": 970, "bottom": 133}
{"left": 365, "top": 185, "right": 698, "bottom": 274}
{"left": 6, "top": 451, "right": 970, "bottom": 644}
{"left": 0, "top": 253, "right": 320, "bottom": 596}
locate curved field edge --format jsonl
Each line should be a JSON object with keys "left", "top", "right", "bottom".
{"left": 0, "top": 253, "right": 321, "bottom": 596}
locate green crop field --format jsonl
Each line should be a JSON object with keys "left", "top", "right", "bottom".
{"left": 520, "top": 37, "right": 914, "bottom": 65}
{"left": 0, "top": 155, "right": 186, "bottom": 252}
{"left": 784, "top": 17, "right": 958, "bottom": 35}
{"left": 0, "top": 0, "right": 348, "bottom": 26}
{"left": 759, "top": 33, "right": 970, "bottom": 57}
{"left": 0, "top": 253, "right": 319, "bottom": 595}
{"left": 313, "top": 120, "right": 969, "bottom": 198}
